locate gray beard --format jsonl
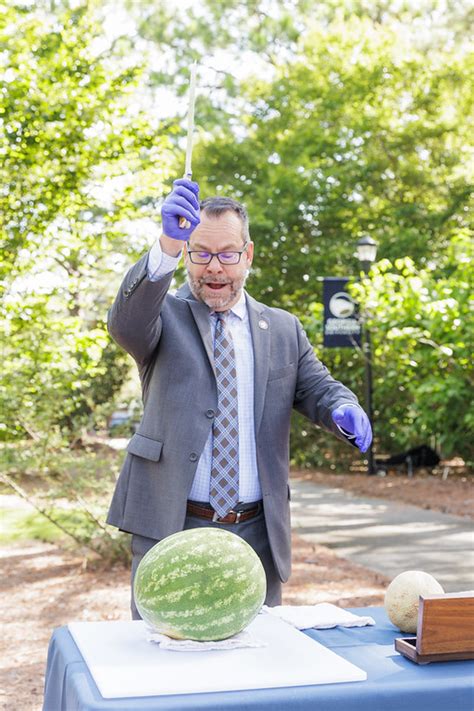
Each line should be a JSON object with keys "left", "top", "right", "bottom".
{"left": 186, "top": 270, "right": 249, "bottom": 310}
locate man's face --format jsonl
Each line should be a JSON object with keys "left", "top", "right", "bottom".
{"left": 184, "top": 210, "right": 254, "bottom": 311}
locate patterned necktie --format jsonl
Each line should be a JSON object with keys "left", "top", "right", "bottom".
{"left": 209, "top": 311, "right": 239, "bottom": 517}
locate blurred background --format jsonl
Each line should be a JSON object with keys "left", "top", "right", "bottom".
{"left": 1, "top": 0, "right": 472, "bottom": 558}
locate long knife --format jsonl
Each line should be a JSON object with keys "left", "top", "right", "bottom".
{"left": 179, "top": 61, "right": 198, "bottom": 230}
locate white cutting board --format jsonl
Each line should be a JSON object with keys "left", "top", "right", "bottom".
{"left": 68, "top": 614, "right": 366, "bottom": 698}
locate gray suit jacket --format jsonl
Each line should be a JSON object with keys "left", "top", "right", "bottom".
{"left": 106, "top": 252, "right": 359, "bottom": 581}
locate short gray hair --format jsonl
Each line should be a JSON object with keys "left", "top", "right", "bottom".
{"left": 200, "top": 196, "right": 250, "bottom": 244}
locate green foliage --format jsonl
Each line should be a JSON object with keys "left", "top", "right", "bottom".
{"left": 351, "top": 231, "right": 473, "bottom": 461}
{"left": 0, "top": 2, "right": 176, "bottom": 445}
{"left": 185, "top": 15, "right": 472, "bottom": 464}
{"left": 0, "top": 506, "right": 96, "bottom": 544}
{"left": 0, "top": 441, "right": 130, "bottom": 562}
{"left": 191, "top": 20, "right": 472, "bottom": 308}
{"left": 1, "top": 0, "right": 472, "bottom": 477}
{"left": 2, "top": 2, "right": 138, "bottom": 273}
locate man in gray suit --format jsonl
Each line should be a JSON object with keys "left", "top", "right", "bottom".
{"left": 107, "top": 178, "right": 372, "bottom": 614}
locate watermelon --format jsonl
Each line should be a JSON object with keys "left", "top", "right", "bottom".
{"left": 133, "top": 527, "right": 267, "bottom": 641}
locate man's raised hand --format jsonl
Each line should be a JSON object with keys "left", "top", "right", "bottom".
{"left": 161, "top": 179, "right": 200, "bottom": 240}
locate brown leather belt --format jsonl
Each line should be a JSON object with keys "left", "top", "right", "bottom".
{"left": 186, "top": 501, "right": 262, "bottom": 524}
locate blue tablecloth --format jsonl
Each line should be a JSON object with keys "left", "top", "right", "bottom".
{"left": 42, "top": 607, "right": 474, "bottom": 711}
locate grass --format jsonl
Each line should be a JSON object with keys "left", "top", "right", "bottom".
{"left": 0, "top": 505, "right": 100, "bottom": 544}
{"left": 0, "top": 440, "right": 130, "bottom": 561}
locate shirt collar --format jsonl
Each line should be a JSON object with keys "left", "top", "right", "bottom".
{"left": 211, "top": 291, "right": 247, "bottom": 321}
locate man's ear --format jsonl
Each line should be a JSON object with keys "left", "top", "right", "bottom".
{"left": 246, "top": 241, "right": 254, "bottom": 267}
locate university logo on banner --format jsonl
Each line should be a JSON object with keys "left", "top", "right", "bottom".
{"left": 323, "top": 277, "right": 361, "bottom": 348}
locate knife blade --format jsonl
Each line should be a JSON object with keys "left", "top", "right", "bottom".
{"left": 179, "top": 61, "right": 198, "bottom": 229}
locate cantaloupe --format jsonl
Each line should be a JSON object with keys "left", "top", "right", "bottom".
{"left": 384, "top": 570, "right": 444, "bottom": 633}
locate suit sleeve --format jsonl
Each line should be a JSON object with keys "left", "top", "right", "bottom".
{"left": 107, "top": 252, "right": 175, "bottom": 366}
{"left": 292, "top": 316, "right": 360, "bottom": 440}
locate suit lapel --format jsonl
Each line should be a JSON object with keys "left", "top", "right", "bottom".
{"left": 175, "top": 285, "right": 271, "bottom": 429}
{"left": 176, "top": 283, "right": 215, "bottom": 376}
{"left": 246, "top": 293, "right": 271, "bottom": 433}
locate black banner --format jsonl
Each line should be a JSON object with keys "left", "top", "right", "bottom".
{"left": 323, "top": 277, "right": 361, "bottom": 348}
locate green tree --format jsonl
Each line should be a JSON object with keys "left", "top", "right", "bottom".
{"left": 133, "top": 3, "right": 472, "bottom": 463}
{"left": 0, "top": 2, "right": 176, "bottom": 443}
{"left": 183, "top": 15, "right": 472, "bottom": 463}
{"left": 188, "top": 20, "right": 472, "bottom": 306}
{"left": 352, "top": 231, "right": 473, "bottom": 462}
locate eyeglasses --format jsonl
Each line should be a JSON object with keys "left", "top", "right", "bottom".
{"left": 187, "top": 243, "right": 249, "bottom": 265}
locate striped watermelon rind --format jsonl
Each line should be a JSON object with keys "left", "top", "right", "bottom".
{"left": 134, "top": 527, "right": 267, "bottom": 641}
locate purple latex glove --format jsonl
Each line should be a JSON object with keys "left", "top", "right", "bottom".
{"left": 331, "top": 405, "right": 372, "bottom": 453}
{"left": 161, "top": 178, "right": 200, "bottom": 240}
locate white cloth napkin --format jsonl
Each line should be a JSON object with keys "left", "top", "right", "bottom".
{"left": 262, "top": 603, "right": 376, "bottom": 630}
{"left": 146, "top": 627, "right": 266, "bottom": 652}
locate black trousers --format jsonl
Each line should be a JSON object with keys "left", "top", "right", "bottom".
{"left": 130, "top": 508, "right": 282, "bottom": 620}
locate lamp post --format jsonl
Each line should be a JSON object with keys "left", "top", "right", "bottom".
{"left": 355, "top": 236, "right": 378, "bottom": 475}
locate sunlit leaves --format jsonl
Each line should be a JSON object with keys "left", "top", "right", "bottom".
{"left": 351, "top": 232, "right": 473, "bottom": 459}
{"left": 0, "top": 2, "right": 174, "bottom": 443}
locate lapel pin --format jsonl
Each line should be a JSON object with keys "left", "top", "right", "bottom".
{"left": 258, "top": 319, "right": 269, "bottom": 330}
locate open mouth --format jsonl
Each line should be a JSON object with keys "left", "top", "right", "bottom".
{"left": 205, "top": 282, "right": 228, "bottom": 290}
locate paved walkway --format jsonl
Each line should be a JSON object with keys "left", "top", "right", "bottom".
{"left": 290, "top": 477, "right": 474, "bottom": 593}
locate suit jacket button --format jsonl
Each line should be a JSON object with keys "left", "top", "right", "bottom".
{"left": 189, "top": 452, "right": 198, "bottom": 462}
{"left": 206, "top": 409, "right": 215, "bottom": 419}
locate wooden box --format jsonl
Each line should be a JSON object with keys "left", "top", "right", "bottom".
{"left": 395, "top": 592, "right": 474, "bottom": 664}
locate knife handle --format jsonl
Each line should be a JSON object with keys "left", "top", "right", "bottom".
{"left": 178, "top": 171, "right": 193, "bottom": 229}
{"left": 179, "top": 216, "right": 191, "bottom": 229}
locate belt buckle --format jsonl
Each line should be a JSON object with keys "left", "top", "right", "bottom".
{"left": 212, "top": 510, "right": 241, "bottom": 523}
